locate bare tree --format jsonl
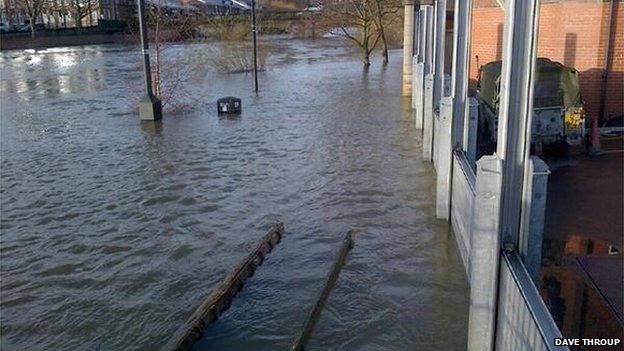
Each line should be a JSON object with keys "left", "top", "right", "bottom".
{"left": 142, "top": 2, "right": 208, "bottom": 111}
{"left": 323, "top": 0, "right": 381, "bottom": 66}
{"left": 48, "top": 0, "right": 60, "bottom": 28}
{"left": 15, "top": 0, "right": 47, "bottom": 37}
{"left": 370, "top": 0, "right": 400, "bottom": 64}
{"left": 60, "top": 0, "right": 68, "bottom": 26}
{"left": 203, "top": 41, "right": 273, "bottom": 74}
{"left": 69, "top": 0, "right": 94, "bottom": 27}
{"left": 148, "top": 1, "right": 193, "bottom": 101}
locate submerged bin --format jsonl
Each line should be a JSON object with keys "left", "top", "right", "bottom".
{"left": 217, "top": 96, "right": 242, "bottom": 115}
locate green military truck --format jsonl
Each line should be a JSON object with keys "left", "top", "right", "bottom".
{"left": 477, "top": 58, "right": 586, "bottom": 151}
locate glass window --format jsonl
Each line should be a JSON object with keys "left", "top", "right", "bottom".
{"left": 530, "top": 0, "right": 624, "bottom": 341}
{"left": 468, "top": 0, "right": 505, "bottom": 159}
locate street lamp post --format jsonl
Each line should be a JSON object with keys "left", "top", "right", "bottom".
{"left": 137, "top": 0, "right": 162, "bottom": 121}
{"left": 251, "top": 0, "right": 259, "bottom": 92}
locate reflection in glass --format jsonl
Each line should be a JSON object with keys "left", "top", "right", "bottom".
{"left": 468, "top": 0, "right": 505, "bottom": 158}
{"left": 533, "top": 0, "right": 624, "bottom": 344}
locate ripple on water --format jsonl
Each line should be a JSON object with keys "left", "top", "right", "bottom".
{"left": 101, "top": 245, "right": 132, "bottom": 255}
{"left": 37, "top": 263, "right": 82, "bottom": 277}
{"left": 178, "top": 197, "right": 198, "bottom": 206}
{"left": 142, "top": 195, "right": 181, "bottom": 206}
{"left": 169, "top": 245, "right": 196, "bottom": 261}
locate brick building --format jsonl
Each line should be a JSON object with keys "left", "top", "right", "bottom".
{"left": 469, "top": 0, "right": 623, "bottom": 122}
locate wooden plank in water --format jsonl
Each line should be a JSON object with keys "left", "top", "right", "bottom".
{"left": 161, "top": 222, "right": 284, "bottom": 351}
{"left": 291, "top": 230, "right": 355, "bottom": 351}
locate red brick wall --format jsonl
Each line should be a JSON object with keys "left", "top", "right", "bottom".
{"left": 470, "top": 0, "right": 624, "bottom": 121}
{"left": 468, "top": 3, "right": 505, "bottom": 89}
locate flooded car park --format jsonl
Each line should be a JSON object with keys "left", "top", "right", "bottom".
{"left": 0, "top": 39, "right": 469, "bottom": 350}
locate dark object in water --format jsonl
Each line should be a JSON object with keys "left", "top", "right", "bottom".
{"left": 160, "top": 223, "right": 284, "bottom": 351}
{"left": 217, "top": 96, "right": 242, "bottom": 114}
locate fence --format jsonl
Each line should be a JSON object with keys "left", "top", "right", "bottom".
{"left": 496, "top": 251, "right": 567, "bottom": 351}
{"left": 450, "top": 149, "right": 475, "bottom": 278}
{"left": 409, "top": 2, "right": 567, "bottom": 350}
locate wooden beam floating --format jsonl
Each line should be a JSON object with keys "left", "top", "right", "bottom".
{"left": 161, "top": 222, "right": 284, "bottom": 351}
{"left": 291, "top": 230, "right": 355, "bottom": 351}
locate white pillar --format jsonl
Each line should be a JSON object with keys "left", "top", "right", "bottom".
{"left": 432, "top": 0, "right": 447, "bottom": 111}
{"left": 468, "top": 155, "right": 503, "bottom": 351}
{"left": 423, "top": 74, "right": 435, "bottom": 161}
{"left": 436, "top": 96, "right": 454, "bottom": 219}
{"left": 423, "top": 5, "right": 434, "bottom": 76}
{"left": 434, "top": 112, "right": 440, "bottom": 170}
{"left": 411, "top": 7, "right": 422, "bottom": 109}
{"left": 413, "top": 7, "right": 421, "bottom": 59}
{"left": 415, "top": 6, "right": 434, "bottom": 130}
{"left": 412, "top": 56, "right": 420, "bottom": 110}
{"left": 402, "top": 0, "right": 416, "bottom": 97}
{"left": 414, "top": 61, "right": 425, "bottom": 129}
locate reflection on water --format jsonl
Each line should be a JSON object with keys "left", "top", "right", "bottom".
{"left": 0, "top": 47, "right": 110, "bottom": 100}
{"left": 140, "top": 120, "right": 164, "bottom": 135}
{"left": 0, "top": 39, "right": 469, "bottom": 350}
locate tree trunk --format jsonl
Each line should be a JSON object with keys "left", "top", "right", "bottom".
{"left": 381, "top": 38, "right": 388, "bottom": 64}
{"left": 62, "top": 0, "right": 68, "bottom": 27}
{"left": 360, "top": 26, "right": 372, "bottom": 66}
{"left": 30, "top": 23, "right": 35, "bottom": 38}
{"left": 75, "top": 2, "right": 83, "bottom": 27}
{"left": 362, "top": 49, "right": 371, "bottom": 66}
{"left": 379, "top": 24, "right": 388, "bottom": 65}
{"left": 52, "top": 0, "right": 60, "bottom": 28}
{"left": 87, "top": 0, "right": 92, "bottom": 26}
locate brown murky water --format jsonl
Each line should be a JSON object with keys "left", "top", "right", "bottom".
{"left": 0, "top": 38, "right": 469, "bottom": 350}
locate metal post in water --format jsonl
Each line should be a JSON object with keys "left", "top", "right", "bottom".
{"left": 137, "top": 0, "right": 162, "bottom": 121}
{"left": 251, "top": 0, "right": 259, "bottom": 92}
{"left": 291, "top": 231, "right": 355, "bottom": 351}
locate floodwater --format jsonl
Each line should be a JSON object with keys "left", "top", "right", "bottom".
{"left": 0, "top": 38, "right": 469, "bottom": 350}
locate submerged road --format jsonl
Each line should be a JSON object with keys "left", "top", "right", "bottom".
{"left": 0, "top": 38, "right": 468, "bottom": 350}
